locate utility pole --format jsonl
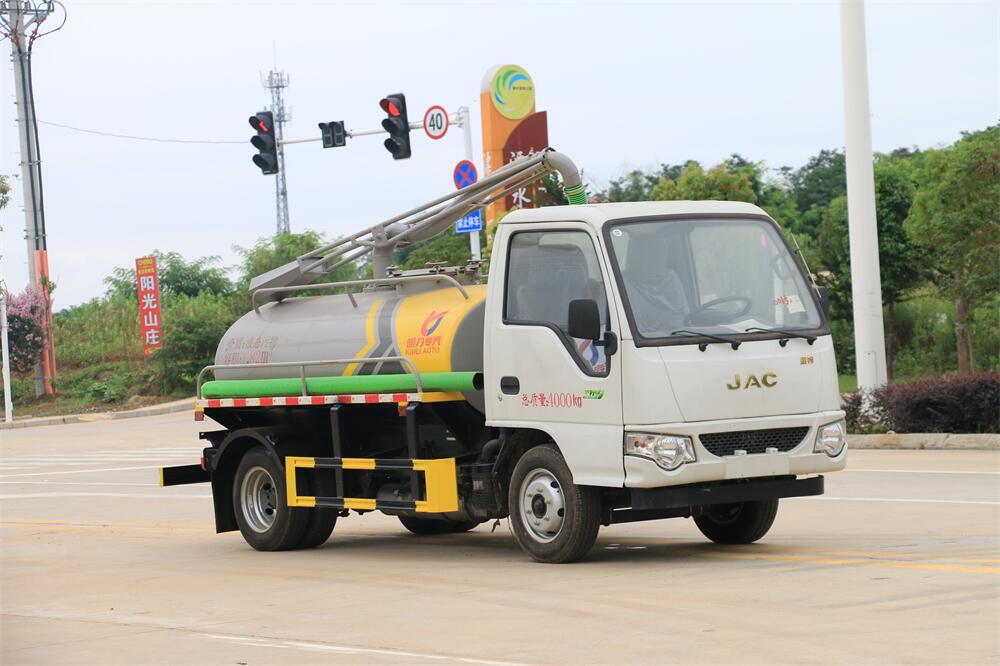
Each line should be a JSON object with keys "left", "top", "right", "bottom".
{"left": 1, "top": 0, "right": 61, "bottom": 397}
{"left": 262, "top": 69, "right": 291, "bottom": 235}
{"left": 839, "top": 0, "right": 888, "bottom": 392}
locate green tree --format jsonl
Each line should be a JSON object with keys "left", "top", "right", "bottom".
{"left": 791, "top": 149, "right": 847, "bottom": 213}
{"left": 234, "top": 231, "right": 359, "bottom": 302}
{"left": 817, "top": 159, "right": 926, "bottom": 378}
{"left": 157, "top": 291, "right": 243, "bottom": 393}
{"left": 905, "top": 126, "right": 1000, "bottom": 374}
{"left": 790, "top": 149, "right": 847, "bottom": 239}
{"left": 650, "top": 162, "right": 756, "bottom": 202}
{"left": 0, "top": 174, "right": 9, "bottom": 212}
{"left": 604, "top": 162, "right": 691, "bottom": 202}
{"left": 396, "top": 228, "right": 486, "bottom": 270}
{"left": 105, "top": 251, "right": 233, "bottom": 298}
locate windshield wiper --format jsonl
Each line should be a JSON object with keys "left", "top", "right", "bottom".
{"left": 672, "top": 329, "right": 741, "bottom": 352}
{"left": 745, "top": 326, "right": 816, "bottom": 346}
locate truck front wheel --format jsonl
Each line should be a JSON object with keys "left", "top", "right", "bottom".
{"left": 233, "top": 447, "right": 310, "bottom": 551}
{"left": 694, "top": 499, "right": 779, "bottom": 544}
{"left": 508, "top": 445, "right": 601, "bottom": 563}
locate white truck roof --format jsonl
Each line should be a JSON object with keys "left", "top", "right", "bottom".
{"left": 500, "top": 200, "right": 773, "bottom": 229}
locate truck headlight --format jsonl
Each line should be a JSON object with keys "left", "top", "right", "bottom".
{"left": 625, "top": 433, "right": 696, "bottom": 471}
{"left": 814, "top": 420, "right": 847, "bottom": 457}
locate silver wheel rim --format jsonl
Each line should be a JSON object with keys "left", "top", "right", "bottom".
{"left": 519, "top": 468, "right": 566, "bottom": 543}
{"left": 240, "top": 466, "right": 278, "bottom": 534}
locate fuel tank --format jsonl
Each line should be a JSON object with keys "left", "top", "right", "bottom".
{"left": 216, "top": 281, "right": 487, "bottom": 411}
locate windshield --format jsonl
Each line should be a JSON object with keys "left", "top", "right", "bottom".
{"left": 606, "top": 217, "right": 823, "bottom": 343}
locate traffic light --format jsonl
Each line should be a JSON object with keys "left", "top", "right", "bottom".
{"left": 248, "top": 111, "right": 278, "bottom": 175}
{"left": 319, "top": 121, "right": 346, "bottom": 148}
{"left": 379, "top": 93, "right": 410, "bottom": 160}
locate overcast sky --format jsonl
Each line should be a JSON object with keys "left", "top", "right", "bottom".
{"left": 1, "top": 0, "right": 997, "bottom": 309}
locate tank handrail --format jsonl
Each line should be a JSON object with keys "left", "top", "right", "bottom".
{"left": 196, "top": 356, "right": 422, "bottom": 399}
{"left": 250, "top": 274, "right": 469, "bottom": 314}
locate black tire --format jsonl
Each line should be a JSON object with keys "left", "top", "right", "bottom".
{"left": 298, "top": 509, "right": 338, "bottom": 548}
{"left": 508, "top": 444, "right": 601, "bottom": 563}
{"left": 694, "top": 499, "right": 779, "bottom": 544}
{"left": 296, "top": 458, "right": 338, "bottom": 549}
{"left": 232, "top": 447, "right": 310, "bottom": 551}
{"left": 398, "top": 515, "right": 474, "bottom": 535}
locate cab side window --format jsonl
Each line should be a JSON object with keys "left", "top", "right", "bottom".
{"left": 504, "top": 230, "right": 609, "bottom": 375}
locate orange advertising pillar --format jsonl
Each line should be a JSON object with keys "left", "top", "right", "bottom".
{"left": 480, "top": 65, "right": 550, "bottom": 234}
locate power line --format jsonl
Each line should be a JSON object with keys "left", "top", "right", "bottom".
{"left": 37, "top": 120, "right": 244, "bottom": 144}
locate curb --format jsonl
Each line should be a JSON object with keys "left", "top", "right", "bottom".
{"left": 848, "top": 433, "right": 1000, "bottom": 451}
{"left": 0, "top": 398, "right": 193, "bottom": 431}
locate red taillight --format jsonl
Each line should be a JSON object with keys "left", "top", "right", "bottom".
{"left": 200, "top": 456, "right": 207, "bottom": 471}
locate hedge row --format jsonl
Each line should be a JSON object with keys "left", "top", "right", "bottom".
{"left": 843, "top": 371, "right": 1000, "bottom": 434}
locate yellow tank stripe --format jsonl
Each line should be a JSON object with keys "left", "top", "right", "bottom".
{"left": 343, "top": 299, "right": 383, "bottom": 375}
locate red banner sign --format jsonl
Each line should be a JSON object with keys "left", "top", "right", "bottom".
{"left": 135, "top": 256, "right": 163, "bottom": 356}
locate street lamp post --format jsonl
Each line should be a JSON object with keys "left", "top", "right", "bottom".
{"left": 839, "top": 0, "right": 888, "bottom": 391}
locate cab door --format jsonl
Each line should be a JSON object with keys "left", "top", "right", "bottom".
{"left": 484, "top": 223, "right": 624, "bottom": 487}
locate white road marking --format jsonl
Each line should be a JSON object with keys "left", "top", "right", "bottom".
{"left": 0, "top": 465, "right": 167, "bottom": 478}
{"left": 0, "top": 481, "right": 161, "bottom": 487}
{"left": 802, "top": 496, "right": 999, "bottom": 506}
{"left": 0, "top": 492, "right": 211, "bottom": 500}
{"left": 846, "top": 468, "right": 1000, "bottom": 475}
{"left": 202, "top": 632, "right": 532, "bottom": 666}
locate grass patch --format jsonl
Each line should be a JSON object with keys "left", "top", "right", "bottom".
{"left": 838, "top": 374, "right": 858, "bottom": 393}
{"left": 3, "top": 362, "right": 187, "bottom": 419}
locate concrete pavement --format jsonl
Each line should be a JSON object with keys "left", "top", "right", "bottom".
{"left": 1, "top": 412, "right": 998, "bottom": 664}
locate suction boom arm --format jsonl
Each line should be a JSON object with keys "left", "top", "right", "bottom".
{"left": 249, "top": 149, "right": 587, "bottom": 301}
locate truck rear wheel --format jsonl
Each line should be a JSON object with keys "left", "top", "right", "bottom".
{"left": 233, "top": 447, "right": 310, "bottom": 551}
{"left": 508, "top": 445, "right": 601, "bottom": 563}
{"left": 694, "top": 499, "right": 779, "bottom": 544}
{"left": 298, "top": 508, "right": 338, "bottom": 548}
{"left": 398, "top": 516, "right": 479, "bottom": 535}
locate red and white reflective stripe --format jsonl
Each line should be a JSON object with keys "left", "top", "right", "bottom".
{"left": 196, "top": 393, "right": 419, "bottom": 410}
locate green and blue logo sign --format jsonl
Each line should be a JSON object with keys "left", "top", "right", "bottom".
{"left": 491, "top": 65, "right": 535, "bottom": 121}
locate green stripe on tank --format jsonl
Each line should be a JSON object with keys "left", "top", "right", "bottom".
{"left": 201, "top": 371, "right": 482, "bottom": 399}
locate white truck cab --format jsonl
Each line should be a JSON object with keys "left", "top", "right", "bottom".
{"left": 485, "top": 201, "right": 846, "bottom": 559}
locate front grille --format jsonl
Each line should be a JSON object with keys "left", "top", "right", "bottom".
{"left": 699, "top": 427, "right": 810, "bottom": 457}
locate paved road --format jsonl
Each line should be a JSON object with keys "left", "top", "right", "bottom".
{"left": 1, "top": 412, "right": 998, "bottom": 665}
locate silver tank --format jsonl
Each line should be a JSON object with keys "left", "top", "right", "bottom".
{"left": 215, "top": 281, "right": 488, "bottom": 411}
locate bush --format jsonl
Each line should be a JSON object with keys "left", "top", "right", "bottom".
{"left": 155, "top": 292, "right": 242, "bottom": 393}
{"left": 4, "top": 286, "right": 48, "bottom": 373}
{"left": 843, "top": 371, "right": 1000, "bottom": 434}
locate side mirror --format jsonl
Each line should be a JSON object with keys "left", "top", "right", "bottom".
{"left": 815, "top": 286, "right": 830, "bottom": 318}
{"left": 567, "top": 299, "right": 601, "bottom": 341}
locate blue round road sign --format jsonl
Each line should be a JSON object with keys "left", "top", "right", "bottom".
{"left": 453, "top": 160, "right": 478, "bottom": 190}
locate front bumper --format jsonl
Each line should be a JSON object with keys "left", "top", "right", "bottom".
{"left": 624, "top": 410, "right": 847, "bottom": 488}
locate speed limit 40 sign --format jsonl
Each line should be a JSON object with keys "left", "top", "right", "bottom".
{"left": 423, "top": 105, "right": 448, "bottom": 140}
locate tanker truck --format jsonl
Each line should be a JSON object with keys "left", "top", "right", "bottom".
{"left": 161, "top": 150, "right": 847, "bottom": 563}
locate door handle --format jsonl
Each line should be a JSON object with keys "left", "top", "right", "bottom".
{"left": 500, "top": 376, "right": 520, "bottom": 395}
